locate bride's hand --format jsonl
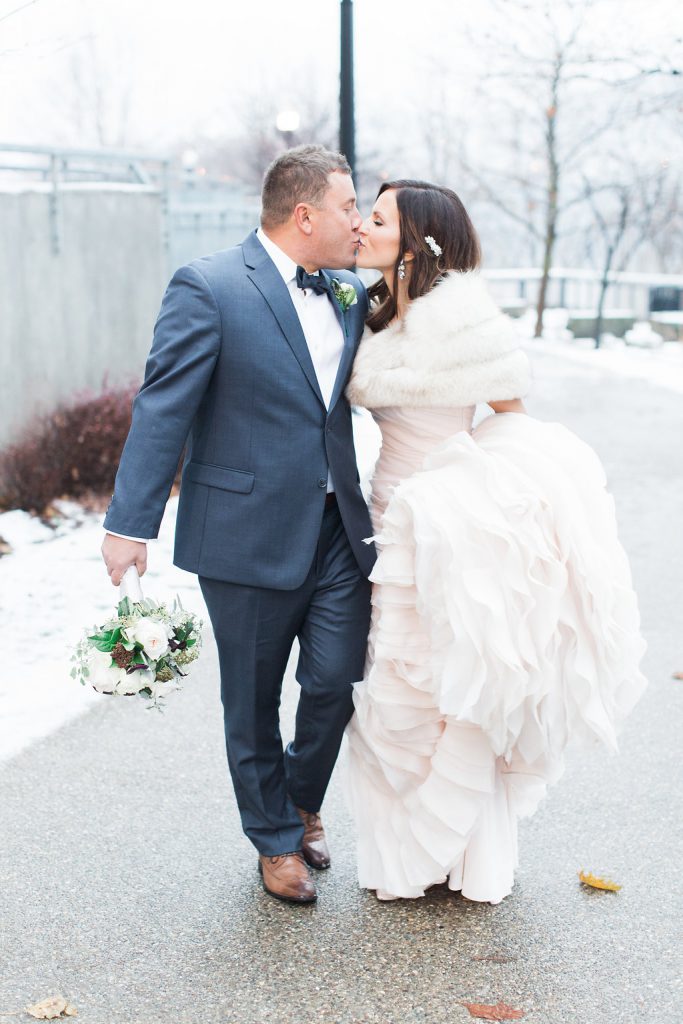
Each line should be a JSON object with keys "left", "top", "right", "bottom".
{"left": 101, "top": 535, "right": 147, "bottom": 587}
{"left": 488, "top": 398, "right": 526, "bottom": 414}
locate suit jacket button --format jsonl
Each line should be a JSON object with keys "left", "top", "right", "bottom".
{"left": 317, "top": 478, "right": 327, "bottom": 489}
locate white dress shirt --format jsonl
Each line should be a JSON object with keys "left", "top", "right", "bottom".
{"left": 107, "top": 228, "right": 345, "bottom": 543}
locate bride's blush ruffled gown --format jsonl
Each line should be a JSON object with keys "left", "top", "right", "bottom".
{"left": 345, "top": 406, "right": 647, "bottom": 904}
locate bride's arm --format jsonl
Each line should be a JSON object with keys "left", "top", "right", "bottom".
{"left": 488, "top": 398, "right": 527, "bottom": 414}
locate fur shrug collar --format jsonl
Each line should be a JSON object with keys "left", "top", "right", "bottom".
{"left": 346, "top": 271, "right": 530, "bottom": 409}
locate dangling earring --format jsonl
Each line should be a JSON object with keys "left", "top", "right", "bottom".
{"left": 398, "top": 259, "right": 406, "bottom": 280}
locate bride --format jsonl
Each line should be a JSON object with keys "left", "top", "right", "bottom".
{"left": 345, "top": 179, "right": 647, "bottom": 904}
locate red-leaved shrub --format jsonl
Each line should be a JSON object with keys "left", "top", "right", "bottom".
{"left": 0, "top": 381, "right": 140, "bottom": 514}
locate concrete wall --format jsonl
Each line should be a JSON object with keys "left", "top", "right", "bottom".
{"left": 167, "top": 182, "right": 260, "bottom": 275}
{"left": 0, "top": 185, "right": 166, "bottom": 447}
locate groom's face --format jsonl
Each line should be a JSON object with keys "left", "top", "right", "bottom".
{"left": 308, "top": 171, "right": 362, "bottom": 269}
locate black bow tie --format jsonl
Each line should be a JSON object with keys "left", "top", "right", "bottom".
{"left": 295, "top": 265, "right": 333, "bottom": 296}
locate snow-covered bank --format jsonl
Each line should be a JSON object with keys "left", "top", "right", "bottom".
{"left": 0, "top": 498, "right": 205, "bottom": 762}
{"left": 516, "top": 309, "right": 683, "bottom": 396}
{"left": 524, "top": 336, "right": 683, "bottom": 396}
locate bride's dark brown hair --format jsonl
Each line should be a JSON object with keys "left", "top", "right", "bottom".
{"left": 366, "top": 179, "right": 481, "bottom": 333}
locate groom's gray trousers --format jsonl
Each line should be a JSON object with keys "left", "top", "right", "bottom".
{"left": 200, "top": 498, "right": 370, "bottom": 856}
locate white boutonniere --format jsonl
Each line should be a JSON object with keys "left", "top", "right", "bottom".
{"left": 330, "top": 279, "right": 357, "bottom": 336}
{"left": 331, "top": 279, "right": 358, "bottom": 313}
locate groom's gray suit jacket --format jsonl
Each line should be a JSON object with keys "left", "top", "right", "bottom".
{"left": 104, "top": 230, "right": 376, "bottom": 589}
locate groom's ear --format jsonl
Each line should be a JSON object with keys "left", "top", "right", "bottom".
{"left": 294, "top": 203, "right": 314, "bottom": 236}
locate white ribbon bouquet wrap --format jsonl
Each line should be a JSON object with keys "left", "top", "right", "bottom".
{"left": 71, "top": 566, "right": 203, "bottom": 708}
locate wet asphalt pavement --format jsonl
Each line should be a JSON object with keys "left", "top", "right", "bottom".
{"left": 1, "top": 347, "right": 681, "bottom": 1024}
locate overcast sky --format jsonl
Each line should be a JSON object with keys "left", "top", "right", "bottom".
{"left": 1, "top": 0, "right": 453, "bottom": 148}
{"left": 0, "top": 0, "right": 678, "bottom": 156}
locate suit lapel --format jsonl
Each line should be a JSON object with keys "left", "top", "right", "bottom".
{"left": 244, "top": 233, "right": 325, "bottom": 407}
{"left": 324, "top": 270, "right": 357, "bottom": 412}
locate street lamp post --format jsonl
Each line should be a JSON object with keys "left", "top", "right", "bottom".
{"left": 340, "top": 0, "right": 356, "bottom": 182}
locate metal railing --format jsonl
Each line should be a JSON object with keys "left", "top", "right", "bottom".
{"left": 484, "top": 267, "right": 683, "bottom": 320}
{"left": 0, "top": 144, "right": 171, "bottom": 255}
{"left": 0, "top": 144, "right": 260, "bottom": 267}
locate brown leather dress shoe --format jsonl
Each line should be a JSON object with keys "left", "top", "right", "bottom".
{"left": 258, "top": 852, "right": 317, "bottom": 904}
{"left": 296, "top": 807, "right": 331, "bottom": 870}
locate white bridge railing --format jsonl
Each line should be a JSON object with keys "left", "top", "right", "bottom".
{"left": 483, "top": 267, "right": 683, "bottom": 321}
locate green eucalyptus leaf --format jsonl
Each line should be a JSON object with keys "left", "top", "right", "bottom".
{"left": 91, "top": 638, "right": 115, "bottom": 653}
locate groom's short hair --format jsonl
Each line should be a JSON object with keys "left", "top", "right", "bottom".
{"left": 261, "top": 145, "right": 352, "bottom": 229}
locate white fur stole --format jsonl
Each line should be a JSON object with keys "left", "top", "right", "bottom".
{"left": 346, "top": 271, "right": 530, "bottom": 409}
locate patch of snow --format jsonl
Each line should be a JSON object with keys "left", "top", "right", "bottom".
{"left": 516, "top": 308, "right": 683, "bottom": 395}
{"left": 0, "top": 496, "right": 205, "bottom": 763}
{"left": 518, "top": 308, "right": 573, "bottom": 344}
{"left": 624, "top": 322, "right": 664, "bottom": 348}
{"left": 0, "top": 509, "right": 54, "bottom": 547}
{"left": 523, "top": 336, "right": 683, "bottom": 396}
{"left": 651, "top": 312, "right": 683, "bottom": 326}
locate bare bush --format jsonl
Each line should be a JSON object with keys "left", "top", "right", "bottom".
{"left": 0, "top": 381, "right": 140, "bottom": 514}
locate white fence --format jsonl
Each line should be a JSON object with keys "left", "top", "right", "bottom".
{"left": 484, "top": 267, "right": 683, "bottom": 321}
{"left": 0, "top": 146, "right": 259, "bottom": 447}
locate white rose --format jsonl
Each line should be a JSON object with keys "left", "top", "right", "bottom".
{"left": 114, "top": 666, "right": 154, "bottom": 695}
{"left": 147, "top": 679, "right": 179, "bottom": 700}
{"left": 128, "top": 617, "right": 170, "bottom": 660}
{"left": 86, "top": 649, "right": 148, "bottom": 695}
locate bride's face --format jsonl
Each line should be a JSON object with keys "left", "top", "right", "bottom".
{"left": 356, "top": 189, "right": 401, "bottom": 273}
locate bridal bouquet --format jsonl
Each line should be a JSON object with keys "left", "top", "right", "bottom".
{"left": 71, "top": 567, "right": 203, "bottom": 707}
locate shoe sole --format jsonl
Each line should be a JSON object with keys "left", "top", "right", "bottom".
{"left": 257, "top": 861, "right": 318, "bottom": 904}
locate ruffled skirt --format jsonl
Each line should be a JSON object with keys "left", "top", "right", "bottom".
{"left": 345, "top": 413, "right": 647, "bottom": 903}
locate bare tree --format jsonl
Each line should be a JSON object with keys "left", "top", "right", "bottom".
{"left": 583, "top": 164, "right": 682, "bottom": 345}
{"left": 219, "top": 80, "right": 338, "bottom": 190}
{"left": 647, "top": 174, "right": 683, "bottom": 271}
{"left": 0, "top": 0, "right": 40, "bottom": 24}
{"left": 449, "top": 0, "right": 682, "bottom": 335}
{"left": 56, "top": 34, "right": 134, "bottom": 149}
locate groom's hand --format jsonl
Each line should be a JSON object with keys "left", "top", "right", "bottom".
{"left": 101, "top": 535, "right": 148, "bottom": 587}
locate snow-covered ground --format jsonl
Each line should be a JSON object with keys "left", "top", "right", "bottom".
{"left": 1, "top": 329, "right": 681, "bottom": 762}
{"left": 0, "top": 498, "right": 205, "bottom": 762}
{"left": 517, "top": 308, "right": 683, "bottom": 396}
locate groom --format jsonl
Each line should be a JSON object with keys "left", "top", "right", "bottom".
{"left": 101, "top": 145, "right": 375, "bottom": 904}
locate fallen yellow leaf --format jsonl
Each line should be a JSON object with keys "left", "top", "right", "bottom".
{"left": 578, "top": 869, "right": 622, "bottom": 891}
{"left": 461, "top": 1001, "right": 525, "bottom": 1020}
{"left": 25, "top": 996, "right": 78, "bottom": 1019}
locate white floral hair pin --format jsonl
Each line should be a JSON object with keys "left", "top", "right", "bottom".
{"left": 424, "top": 235, "right": 442, "bottom": 257}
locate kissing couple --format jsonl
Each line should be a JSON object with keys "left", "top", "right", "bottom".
{"left": 102, "top": 145, "right": 646, "bottom": 905}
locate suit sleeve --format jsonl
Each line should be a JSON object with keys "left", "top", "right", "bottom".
{"left": 103, "top": 263, "right": 222, "bottom": 539}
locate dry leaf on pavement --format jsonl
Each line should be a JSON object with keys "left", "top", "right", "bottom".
{"left": 460, "top": 1000, "right": 525, "bottom": 1020}
{"left": 578, "top": 869, "right": 622, "bottom": 891}
{"left": 25, "top": 996, "right": 78, "bottom": 1019}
